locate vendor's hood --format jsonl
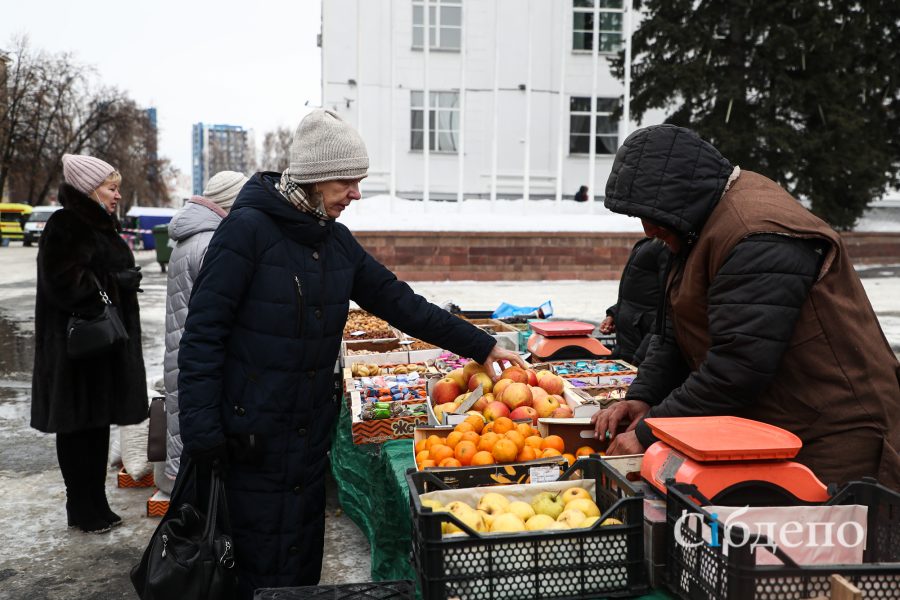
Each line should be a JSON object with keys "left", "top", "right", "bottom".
{"left": 604, "top": 125, "right": 734, "bottom": 246}
{"left": 168, "top": 196, "right": 226, "bottom": 242}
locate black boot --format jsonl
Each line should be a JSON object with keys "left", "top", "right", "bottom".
{"left": 88, "top": 427, "right": 122, "bottom": 527}
{"left": 57, "top": 431, "right": 112, "bottom": 534}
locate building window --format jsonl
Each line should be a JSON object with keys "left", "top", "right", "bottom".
{"left": 410, "top": 91, "right": 459, "bottom": 152}
{"left": 573, "top": 0, "right": 623, "bottom": 53}
{"left": 412, "top": 0, "right": 462, "bottom": 51}
{"left": 569, "top": 97, "right": 619, "bottom": 155}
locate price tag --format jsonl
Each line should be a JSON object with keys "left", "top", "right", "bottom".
{"left": 529, "top": 466, "right": 558, "bottom": 485}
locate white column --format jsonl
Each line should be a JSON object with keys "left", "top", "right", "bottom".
{"left": 423, "top": 0, "right": 431, "bottom": 206}
{"left": 554, "top": 0, "right": 568, "bottom": 205}
{"left": 622, "top": 0, "right": 632, "bottom": 142}
{"left": 456, "top": 0, "right": 466, "bottom": 209}
{"left": 522, "top": 0, "right": 533, "bottom": 203}
{"left": 489, "top": 0, "right": 501, "bottom": 206}
{"left": 356, "top": 0, "right": 364, "bottom": 135}
{"left": 389, "top": 0, "right": 397, "bottom": 210}
{"left": 588, "top": 0, "right": 600, "bottom": 212}
{"left": 320, "top": 0, "right": 326, "bottom": 113}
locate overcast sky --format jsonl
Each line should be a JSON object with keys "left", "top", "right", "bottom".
{"left": 2, "top": 0, "right": 322, "bottom": 179}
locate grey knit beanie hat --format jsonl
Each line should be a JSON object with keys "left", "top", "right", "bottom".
{"left": 62, "top": 154, "right": 117, "bottom": 195}
{"left": 203, "top": 171, "right": 248, "bottom": 209}
{"left": 285, "top": 109, "right": 368, "bottom": 184}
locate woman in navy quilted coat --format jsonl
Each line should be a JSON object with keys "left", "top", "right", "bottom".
{"left": 177, "top": 110, "right": 523, "bottom": 597}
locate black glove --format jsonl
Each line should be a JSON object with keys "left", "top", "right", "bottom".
{"left": 114, "top": 267, "right": 143, "bottom": 292}
{"left": 191, "top": 443, "right": 229, "bottom": 475}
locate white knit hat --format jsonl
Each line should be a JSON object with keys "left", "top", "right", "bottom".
{"left": 203, "top": 171, "right": 248, "bottom": 209}
{"left": 285, "top": 109, "right": 368, "bottom": 184}
{"left": 62, "top": 154, "right": 117, "bottom": 195}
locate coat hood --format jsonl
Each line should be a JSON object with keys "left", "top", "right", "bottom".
{"left": 230, "top": 172, "right": 334, "bottom": 246}
{"left": 604, "top": 125, "right": 733, "bottom": 246}
{"left": 168, "top": 197, "right": 226, "bottom": 242}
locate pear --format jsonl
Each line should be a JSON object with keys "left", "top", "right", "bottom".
{"left": 525, "top": 514, "right": 557, "bottom": 531}
{"left": 490, "top": 512, "right": 526, "bottom": 533}
{"left": 477, "top": 492, "right": 510, "bottom": 517}
{"left": 507, "top": 501, "right": 536, "bottom": 522}
{"left": 565, "top": 498, "right": 600, "bottom": 518}
{"left": 531, "top": 491, "right": 565, "bottom": 520}
{"left": 557, "top": 508, "right": 588, "bottom": 529}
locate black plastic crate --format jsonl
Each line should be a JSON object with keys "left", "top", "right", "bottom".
{"left": 253, "top": 581, "right": 413, "bottom": 599}
{"left": 665, "top": 478, "right": 900, "bottom": 600}
{"left": 406, "top": 457, "right": 647, "bottom": 600}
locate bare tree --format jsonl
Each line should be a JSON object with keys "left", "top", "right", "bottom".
{"left": 258, "top": 126, "right": 292, "bottom": 172}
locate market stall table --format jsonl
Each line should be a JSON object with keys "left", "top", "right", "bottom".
{"left": 330, "top": 401, "right": 673, "bottom": 598}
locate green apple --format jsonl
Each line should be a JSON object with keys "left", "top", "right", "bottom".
{"left": 565, "top": 498, "right": 600, "bottom": 518}
{"left": 560, "top": 487, "right": 592, "bottom": 504}
{"left": 525, "top": 514, "right": 557, "bottom": 531}
{"left": 478, "top": 492, "right": 510, "bottom": 516}
{"left": 557, "top": 508, "right": 588, "bottom": 529}
{"left": 531, "top": 491, "right": 565, "bottom": 520}
{"left": 507, "top": 501, "right": 536, "bottom": 522}
{"left": 581, "top": 515, "right": 600, "bottom": 528}
{"left": 490, "top": 513, "right": 526, "bottom": 533}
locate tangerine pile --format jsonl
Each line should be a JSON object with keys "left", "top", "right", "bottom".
{"left": 414, "top": 416, "right": 600, "bottom": 470}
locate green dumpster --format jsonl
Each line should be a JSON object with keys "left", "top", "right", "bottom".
{"left": 152, "top": 224, "right": 173, "bottom": 272}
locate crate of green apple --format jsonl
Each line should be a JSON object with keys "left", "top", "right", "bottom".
{"left": 406, "top": 456, "right": 647, "bottom": 600}
{"left": 428, "top": 361, "right": 577, "bottom": 426}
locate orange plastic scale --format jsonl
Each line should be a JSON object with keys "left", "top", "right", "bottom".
{"left": 526, "top": 320, "right": 611, "bottom": 360}
{"left": 640, "top": 416, "right": 830, "bottom": 504}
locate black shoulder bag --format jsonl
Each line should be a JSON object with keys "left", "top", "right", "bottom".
{"left": 131, "top": 463, "right": 238, "bottom": 599}
{"left": 66, "top": 272, "right": 129, "bottom": 359}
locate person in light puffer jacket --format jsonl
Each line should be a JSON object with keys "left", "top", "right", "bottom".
{"left": 157, "top": 171, "right": 248, "bottom": 494}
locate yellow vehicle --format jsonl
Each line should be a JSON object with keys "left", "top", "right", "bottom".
{"left": 0, "top": 203, "right": 33, "bottom": 243}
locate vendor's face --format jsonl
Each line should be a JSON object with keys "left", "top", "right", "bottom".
{"left": 641, "top": 219, "right": 682, "bottom": 253}
{"left": 93, "top": 180, "right": 121, "bottom": 215}
{"left": 317, "top": 179, "right": 363, "bottom": 219}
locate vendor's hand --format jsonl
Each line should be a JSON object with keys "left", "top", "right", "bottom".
{"left": 482, "top": 343, "right": 527, "bottom": 380}
{"left": 591, "top": 399, "right": 651, "bottom": 441}
{"left": 606, "top": 430, "right": 645, "bottom": 455}
{"left": 599, "top": 315, "right": 616, "bottom": 334}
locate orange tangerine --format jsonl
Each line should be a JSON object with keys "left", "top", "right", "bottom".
{"left": 524, "top": 435, "right": 544, "bottom": 450}
{"left": 415, "top": 439, "right": 427, "bottom": 453}
{"left": 477, "top": 432, "right": 499, "bottom": 453}
{"left": 415, "top": 450, "right": 431, "bottom": 464}
{"left": 465, "top": 415, "right": 485, "bottom": 433}
{"left": 445, "top": 431, "right": 464, "bottom": 449}
{"left": 492, "top": 417, "right": 515, "bottom": 435}
{"left": 575, "top": 445, "right": 599, "bottom": 457}
{"left": 454, "top": 421, "right": 475, "bottom": 434}
{"left": 562, "top": 453, "right": 577, "bottom": 468}
{"left": 425, "top": 434, "right": 443, "bottom": 451}
{"left": 541, "top": 435, "right": 565, "bottom": 453}
{"left": 515, "top": 422, "right": 534, "bottom": 438}
{"left": 504, "top": 430, "right": 526, "bottom": 450}
{"left": 430, "top": 444, "right": 454, "bottom": 463}
{"left": 460, "top": 431, "right": 481, "bottom": 445}
{"left": 541, "top": 448, "right": 562, "bottom": 459}
{"left": 482, "top": 421, "right": 495, "bottom": 434}
{"left": 492, "top": 439, "right": 519, "bottom": 463}
{"left": 470, "top": 451, "right": 495, "bottom": 466}
{"left": 438, "top": 457, "right": 462, "bottom": 468}
{"left": 516, "top": 446, "right": 538, "bottom": 462}
{"left": 454, "top": 440, "right": 478, "bottom": 466}
{"left": 420, "top": 459, "right": 437, "bottom": 469}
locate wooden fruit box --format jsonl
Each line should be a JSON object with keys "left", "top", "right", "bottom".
{"left": 349, "top": 390, "right": 428, "bottom": 445}
{"left": 341, "top": 339, "right": 408, "bottom": 368}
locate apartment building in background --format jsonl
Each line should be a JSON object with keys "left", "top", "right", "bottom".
{"left": 191, "top": 123, "right": 251, "bottom": 195}
{"left": 320, "top": 0, "right": 664, "bottom": 201}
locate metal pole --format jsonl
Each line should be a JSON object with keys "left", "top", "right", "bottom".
{"left": 423, "top": 0, "right": 431, "bottom": 207}
{"left": 522, "top": 0, "right": 533, "bottom": 203}
{"left": 622, "top": 0, "right": 632, "bottom": 141}
{"left": 588, "top": 0, "right": 600, "bottom": 213}
{"left": 389, "top": 0, "right": 397, "bottom": 210}
{"left": 555, "top": 0, "right": 568, "bottom": 205}
{"left": 456, "top": 0, "right": 466, "bottom": 209}
{"left": 356, "top": 0, "right": 363, "bottom": 136}
{"left": 489, "top": 0, "right": 501, "bottom": 206}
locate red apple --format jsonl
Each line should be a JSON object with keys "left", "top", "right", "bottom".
{"left": 499, "top": 366, "right": 529, "bottom": 384}
{"left": 551, "top": 405, "right": 574, "bottom": 418}
{"left": 471, "top": 393, "right": 492, "bottom": 413}
{"left": 432, "top": 377, "right": 463, "bottom": 405}
{"left": 447, "top": 368, "right": 467, "bottom": 390}
{"left": 538, "top": 372, "right": 565, "bottom": 396}
{"left": 483, "top": 401, "right": 510, "bottom": 421}
{"left": 530, "top": 386, "right": 549, "bottom": 403}
{"left": 493, "top": 378, "right": 514, "bottom": 399}
{"left": 510, "top": 406, "right": 538, "bottom": 425}
{"left": 525, "top": 369, "right": 539, "bottom": 386}
{"left": 533, "top": 394, "right": 561, "bottom": 418}
{"left": 468, "top": 372, "right": 494, "bottom": 394}
{"left": 501, "top": 382, "right": 533, "bottom": 410}
{"left": 462, "top": 361, "right": 486, "bottom": 382}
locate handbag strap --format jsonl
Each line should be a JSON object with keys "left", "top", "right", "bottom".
{"left": 86, "top": 271, "right": 112, "bottom": 305}
{"left": 202, "top": 471, "right": 233, "bottom": 540}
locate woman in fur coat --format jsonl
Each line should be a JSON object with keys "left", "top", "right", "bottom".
{"left": 31, "top": 154, "right": 148, "bottom": 533}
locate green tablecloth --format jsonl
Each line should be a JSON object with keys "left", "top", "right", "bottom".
{"left": 331, "top": 400, "right": 672, "bottom": 599}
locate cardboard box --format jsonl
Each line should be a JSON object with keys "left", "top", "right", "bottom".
{"left": 147, "top": 489, "right": 170, "bottom": 517}
{"left": 537, "top": 418, "right": 608, "bottom": 455}
{"left": 531, "top": 359, "right": 638, "bottom": 380}
{"left": 117, "top": 467, "right": 154, "bottom": 488}
{"left": 349, "top": 390, "right": 428, "bottom": 445}
{"left": 465, "top": 318, "right": 520, "bottom": 351}
{"left": 341, "top": 339, "right": 408, "bottom": 368}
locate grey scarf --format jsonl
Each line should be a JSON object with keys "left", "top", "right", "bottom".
{"left": 277, "top": 171, "right": 330, "bottom": 220}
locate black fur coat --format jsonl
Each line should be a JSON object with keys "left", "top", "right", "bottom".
{"left": 31, "top": 184, "right": 148, "bottom": 433}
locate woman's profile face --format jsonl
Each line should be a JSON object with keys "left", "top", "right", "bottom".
{"left": 93, "top": 180, "right": 121, "bottom": 214}
{"left": 317, "top": 179, "right": 363, "bottom": 219}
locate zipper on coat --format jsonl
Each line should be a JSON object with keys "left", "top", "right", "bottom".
{"left": 294, "top": 275, "right": 305, "bottom": 337}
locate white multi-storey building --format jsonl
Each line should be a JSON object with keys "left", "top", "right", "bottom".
{"left": 320, "top": 0, "right": 663, "bottom": 202}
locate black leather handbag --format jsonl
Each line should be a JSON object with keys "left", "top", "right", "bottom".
{"left": 131, "top": 466, "right": 237, "bottom": 600}
{"left": 66, "top": 273, "right": 129, "bottom": 359}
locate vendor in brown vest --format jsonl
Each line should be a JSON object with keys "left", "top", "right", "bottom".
{"left": 592, "top": 124, "right": 900, "bottom": 491}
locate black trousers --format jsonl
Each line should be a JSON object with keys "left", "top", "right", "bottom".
{"left": 56, "top": 426, "right": 110, "bottom": 517}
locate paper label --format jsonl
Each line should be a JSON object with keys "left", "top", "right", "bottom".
{"left": 529, "top": 466, "right": 559, "bottom": 484}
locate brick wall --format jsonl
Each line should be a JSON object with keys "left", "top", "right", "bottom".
{"left": 355, "top": 231, "right": 900, "bottom": 281}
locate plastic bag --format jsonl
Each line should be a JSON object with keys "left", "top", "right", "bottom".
{"left": 492, "top": 300, "right": 553, "bottom": 320}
